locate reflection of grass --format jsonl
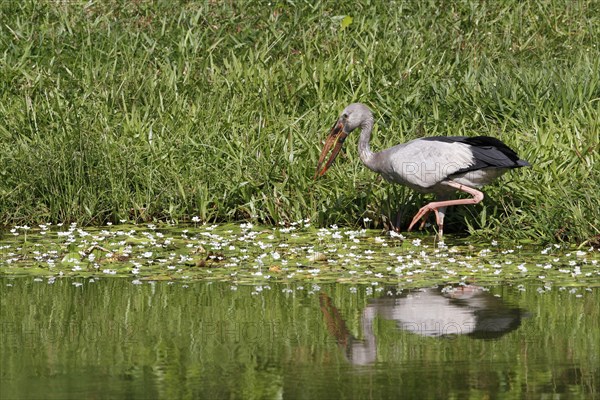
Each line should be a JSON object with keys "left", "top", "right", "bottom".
{"left": 1, "top": 278, "right": 598, "bottom": 398}
{"left": 1, "top": 224, "right": 598, "bottom": 289}
{"left": 0, "top": 1, "right": 598, "bottom": 243}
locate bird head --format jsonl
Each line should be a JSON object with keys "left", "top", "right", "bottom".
{"left": 314, "top": 103, "right": 372, "bottom": 179}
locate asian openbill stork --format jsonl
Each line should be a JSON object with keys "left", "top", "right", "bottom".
{"left": 314, "top": 103, "right": 530, "bottom": 237}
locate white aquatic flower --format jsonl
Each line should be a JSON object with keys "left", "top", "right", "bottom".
{"left": 411, "top": 238, "right": 421, "bottom": 247}
{"left": 389, "top": 231, "right": 405, "bottom": 239}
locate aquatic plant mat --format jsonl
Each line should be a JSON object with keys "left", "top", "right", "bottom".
{"left": 2, "top": 223, "right": 598, "bottom": 290}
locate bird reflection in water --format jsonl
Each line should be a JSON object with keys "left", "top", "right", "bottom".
{"left": 319, "top": 285, "right": 524, "bottom": 366}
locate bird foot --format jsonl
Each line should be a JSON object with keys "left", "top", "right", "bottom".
{"left": 408, "top": 206, "right": 433, "bottom": 231}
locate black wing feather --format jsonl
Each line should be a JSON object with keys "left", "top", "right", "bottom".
{"left": 420, "top": 135, "right": 530, "bottom": 174}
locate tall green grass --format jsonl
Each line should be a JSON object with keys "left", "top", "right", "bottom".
{"left": 1, "top": 0, "right": 598, "bottom": 243}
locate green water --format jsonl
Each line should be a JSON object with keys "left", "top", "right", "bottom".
{"left": 1, "top": 278, "right": 598, "bottom": 399}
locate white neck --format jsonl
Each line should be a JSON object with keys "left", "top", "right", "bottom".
{"left": 357, "top": 115, "right": 378, "bottom": 172}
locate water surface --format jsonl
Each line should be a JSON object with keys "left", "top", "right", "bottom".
{"left": 1, "top": 278, "right": 597, "bottom": 399}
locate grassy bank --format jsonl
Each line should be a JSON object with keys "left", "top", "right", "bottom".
{"left": 0, "top": 0, "right": 598, "bottom": 243}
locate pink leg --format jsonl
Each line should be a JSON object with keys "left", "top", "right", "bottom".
{"left": 419, "top": 206, "right": 447, "bottom": 237}
{"left": 407, "top": 181, "right": 484, "bottom": 235}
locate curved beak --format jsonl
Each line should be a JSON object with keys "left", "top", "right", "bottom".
{"left": 314, "top": 118, "right": 348, "bottom": 179}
